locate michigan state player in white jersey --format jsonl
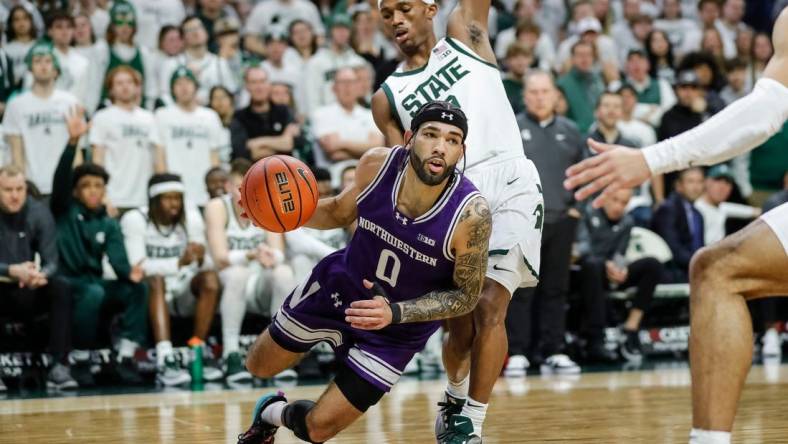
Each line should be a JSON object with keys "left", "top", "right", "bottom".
{"left": 120, "top": 173, "right": 222, "bottom": 386}
{"left": 564, "top": 8, "right": 788, "bottom": 444}
{"left": 204, "top": 159, "right": 296, "bottom": 383}
{"left": 372, "top": 1, "right": 543, "bottom": 442}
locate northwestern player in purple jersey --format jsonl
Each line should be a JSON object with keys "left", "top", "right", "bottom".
{"left": 237, "top": 101, "right": 492, "bottom": 444}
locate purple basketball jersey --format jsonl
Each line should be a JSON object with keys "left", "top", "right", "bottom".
{"left": 269, "top": 147, "right": 481, "bottom": 391}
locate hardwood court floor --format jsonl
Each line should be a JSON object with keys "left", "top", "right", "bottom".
{"left": 2, "top": 362, "right": 787, "bottom": 443}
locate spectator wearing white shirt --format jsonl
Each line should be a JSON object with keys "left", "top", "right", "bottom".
{"left": 128, "top": 0, "right": 185, "bottom": 50}
{"left": 152, "top": 25, "right": 184, "bottom": 97}
{"left": 714, "top": 0, "right": 749, "bottom": 60}
{"left": 286, "top": 18, "right": 319, "bottom": 72}
{"left": 623, "top": 49, "right": 676, "bottom": 128}
{"left": 3, "top": 41, "right": 80, "bottom": 195}
{"left": 260, "top": 29, "right": 305, "bottom": 116}
{"left": 243, "top": 0, "right": 324, "bottom": 58}
{"left": 694, "top": 165, "right": 760, "bottom": 245}
{"left": 24, "top": 11, "right": 91, "bottom": 108}
{"left": 303, "top": 14, "right": 365, "bottom": 115}
{"left": 654, "top": 0, "right": 701, "bottom": 58}
{"left": 310, "top": 67, "right": 383, "bottom": 181}
{"left": 720, "top": 59, "right": 748, "bottom": 106}
{"left": 494, "top": 19, "right": 555, "bottom": 72}
{"left": 159, "top": 16, "right": 238, "bottom": 107}
{"left": 156, "top": 67, "right": 224, "bottom": 208}
{"left": 72, "top": 13, "right": 105, "bottom": 115}
{"left": 610, "top": 0, "right": 652, "bottom": 64}
{"left": 555, "top": 17, "right": 620, "bottom": 84}
{"left": 91, "top": 66, "right": 165, "bottom": 210}
{"left": 696, "top": 0, "right": 720, "bottom": 29}
{"left": 75, "top": 0, "right": 110, "bottom": 40}
{"left": 4, "top": 5, "right": 38, "bottom": 88}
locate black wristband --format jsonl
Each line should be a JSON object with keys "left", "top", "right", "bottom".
{"left": 389, "top": 303, "right": 402, "bottom": 324}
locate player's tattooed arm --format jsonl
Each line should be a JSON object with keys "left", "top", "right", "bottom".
{"left": 396, "top": 196, "right": 491, "bottom": 323}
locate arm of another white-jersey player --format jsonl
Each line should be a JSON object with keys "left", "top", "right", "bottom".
{"left": 345, "top": 195, "right": 491, "bottom": 330}
{"left": 371, "top": 89, "right": 404, "bottom": 146}
{"left": 446, "top": 0, "right": 497, "bottom": 65}
{"left": 205, "top": 197, "right": 252, "bottom": 269}
{"left": 304, "top": 146, "right": 390, "bottom": 230}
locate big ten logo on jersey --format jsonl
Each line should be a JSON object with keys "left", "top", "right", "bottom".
{"left": 402, "top": 57, "right": 469, "bottom": 117}
{"left": 275, "top": 172, "right": 296, "bottom": 214}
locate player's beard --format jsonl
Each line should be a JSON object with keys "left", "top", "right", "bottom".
{"left": 409, "top": 149, "right": 455, "bottom": 186}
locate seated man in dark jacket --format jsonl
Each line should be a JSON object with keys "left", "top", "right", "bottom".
{"left": 50, "top": 108, "right": 148, "bottom": 386}
{"left": 651, "top": 167, "right": 706, "bottom": 283}
{"left": 576, "top": 188, "right": 663, "bottom": 362}
{"left": 0, "top": 165, "right": 76, "bottom": 390}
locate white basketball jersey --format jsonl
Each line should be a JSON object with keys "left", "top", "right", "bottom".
{"left": 381, "top": 37, "right": 524, "bottom": 169}
{"left": 223, "top": 195, "right": 267, "bottom": 252}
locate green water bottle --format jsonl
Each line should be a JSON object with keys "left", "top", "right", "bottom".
{"left": 188, "top": 336, "right": 204, "bottom": 388}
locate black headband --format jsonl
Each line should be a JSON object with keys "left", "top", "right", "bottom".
{"left": 410, "top": 102, "right": 468, "bottom": 142}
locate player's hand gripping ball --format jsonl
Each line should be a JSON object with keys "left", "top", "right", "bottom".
{"left": 239, "top": 155, "right": 319, "bottom": 233}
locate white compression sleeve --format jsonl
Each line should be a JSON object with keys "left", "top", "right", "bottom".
{"left": 642, "top": 78, "right": 788, "bottom": 175}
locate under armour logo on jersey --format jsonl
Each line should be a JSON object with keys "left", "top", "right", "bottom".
{"left": 441, "top": 112, "right": 453, "bottom": 121}
{"left": 395, "top": 212, "right": 408, "bottom": 225}
{"left": 330, "top": 292, "right": 342, "bottom": 308}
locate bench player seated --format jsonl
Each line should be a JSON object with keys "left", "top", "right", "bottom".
{"left": 120, "top": 174, "right": 222, "bottom": 386}
{"left": 237, "top": 101, "right": 492, "bottom": 444}
{"left": 204, "top": 159, "right": 296, "bottom": 383}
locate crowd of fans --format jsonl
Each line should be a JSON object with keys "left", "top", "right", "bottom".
{"left": 0, "top": 0, "right": 787, "bottom": 391}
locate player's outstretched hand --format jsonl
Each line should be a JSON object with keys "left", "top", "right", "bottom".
{"left": 563, "top": 139, "right": 652, "bottom": 208}
{"left": 345, "top": 279, "right": 393, "bottom": 330}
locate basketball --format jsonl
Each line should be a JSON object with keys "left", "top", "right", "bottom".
{"left": 239, "top": 155, "right": 319, "bottom": 233}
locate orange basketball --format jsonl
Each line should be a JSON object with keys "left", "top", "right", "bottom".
{"left": 239, "top": 155, "right": 319, "bottom": 233}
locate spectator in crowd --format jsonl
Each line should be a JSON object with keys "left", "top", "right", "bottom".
{"left": 700, "top": 26, "right": 726, "bottom": 66}
{"left": 495, "top": 15, "right": 556, "bottom": 71}
{"left": 575, "top": 187, "right": 663, "bottom": 362}
{"left": 91, "top": 66, "right": 164, "bottom": 212}
{"left": 657, "top": 71, "right": 709, "bottom": 196}
{"left": 645, "top": 29, "right": 676, "bottom": 85}
{"left": 746, "top": 32, "right": 773, "bottom": 92}
{"left": 350, "top": 4, "right": 398, "bottom": 77}
{"left": 310, "top": 67, "right": 382, "bottom": 178}
{"left": 651, "top": 167, "right": 705, "bottom": 283}
{"left": 304, "top": 14, "right": 365, "bottom": 113}
{"left": 502, "top": 42, "right": 533, "bottom": 115}
{"left": 612, "top": 2, "right": 654, "bottom": 64}
{"left": 154, "top": 25, "right": 184, "bottom": 79}
{"left": 506, "top": 70, "right": 584, "bottom": 375}
{"left": 715, "top": 0, "right": 749, "bottom": 60}
{"left": 270, "top": 82, "right": 296, "bottom": 109}
{"left": 588, "top": 91, "right": 637, "bottom": 148}
{"left": 694, "top": 164, "right": 760, "bottom": 245}
{"left": 120, "top": 173, "right": 221, "bottom": 386}
{"left": 214, "top": 17, "right": 245, "bottom": 93}
{"left": 76, "top": 0, "right": 110, "bottom": 40}
{"left": 697, "top": 0, "right": 720, "bottom": 30}
{"left": 260, "top": 30, "right": 305, "bottom": 117}
{"left": 617, "top": 84, "right": 656, "bottom": 148}
{"left": 159, "top": 16, "right": 237, "bottom": 107}
{"left": 72, "top": 12, "right": 105, "bottom": 115}
{"left": 5, "top": 5, "right": 37, "bottom": 88}
{"left": 204, "top": 166, "right": 228, "bottom": 199}
{"left": 720, "top": 58, "right": 749, "bottom": 105}
{"left": 555, "top": 16, "right": 619, "bottom": 83}
{"left": 51, "top": 108, "right": 147, "bottom": 386}
{"left": 623, "top": 49, "right": 676, "bottom": 127}
{"left": 734, "top": 27, "right": 753, "bottom": 64}
{"left": 0, "top": 165, "right": 77, "bottom": 390}
{"left": 38, "top": 11, "right": 90, "bottom": 107}
{"left": 195, "top": 0, "right": 238, "bottom": 53}
{"left": 243, "top": 0, "right": 324, "bottom": 57}
{"left": 208, "top": 85, "right": 234, "bottom": 164}
{"left": 99, "top": 1, "right": 158, "bottom": 110}
{"left": 654, "top": 0, "right": 701, "bottom": 58}
{"left": 229, "top": 67, "right": 300, "bottom": 161}
{"left": 156, "top": 67, "right": 224, "bottom": 208}
{"left": 204, "top": 158, "right": 295, "bottom": 382}
{"left": 127, "top": 0, "right": 185, "bottom": 50}
{"left": 557, "top": 40, "right": 605, "bottom": 133}
{"left": 677, "top": 51, "right": 726, "bottom": 114}
{"left": 287, "top": 19, "right": 319, "bottom": 71}
{"left": 4, "top": 41, "right": 80, "bottom": 197}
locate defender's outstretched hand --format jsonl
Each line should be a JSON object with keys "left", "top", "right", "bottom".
{"left": 345, "top": 279, "right": 393, "bottom": 330}
{"left": 564, "top": 139, "right": 652, "bottom": 208}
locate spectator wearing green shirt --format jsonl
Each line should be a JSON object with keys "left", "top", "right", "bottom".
{"left": 50, "top": 107, "right": 148, "bottom": 386}
{"left": 556, "top": 41, "right": 605, "bottom": 134}
{"left": 502, "top": 42, "right": 533, "bottom": 115}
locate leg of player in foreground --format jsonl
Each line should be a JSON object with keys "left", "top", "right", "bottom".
{"left": 688, "top": 210, "right": 788, "bottom": 444}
